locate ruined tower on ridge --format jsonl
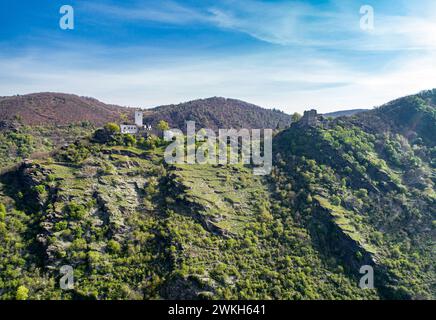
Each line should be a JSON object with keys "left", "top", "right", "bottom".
{"left": 299, "top": 109, "right": 319, "bottom": 127}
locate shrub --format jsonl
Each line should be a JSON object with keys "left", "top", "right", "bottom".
{"left": 107, "top": 240, "right": 121, "bottom": 254}
{"left": 16, "top": 286, "right": 29, "bottom": 300}
{"left": 33, "top": 185, "right": 46, "bottom": 195}
{"left": 306, "top": 195, "right": 313, "bottom": 204}
{"left": 54, "top": 221, "right": 68, "bottom": 232}
{"left": 139, "top": 135, "right": 160, "bottom": 150}
{"left": 259, "top": 207, "right": 273, "bottom": 222}
{"left": 331, "top": 196, "right": 341, "bottom": 206}
{"left": 0, "top": 221, "right": 6, "bottom": 238}
{"left": 356, "top": 189, "right": 368, "bottom": 198}
{"left": 61, "top": 144, "right": 91, "bottom": 163}
{"left": 71, "top": 238, "right": 87, "bottom": 250}
{"left": 123, "top": 134, "right": 136, "bottom": 146}
{"left": 0, "top": 203, "right": 6, "bottom": 221}
{"left": 65, "top": 202, "right": 87, "bottom": 220}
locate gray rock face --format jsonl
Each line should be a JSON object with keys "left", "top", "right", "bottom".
{"left": 0, "top": 120, "right": 21, "bottom": 132}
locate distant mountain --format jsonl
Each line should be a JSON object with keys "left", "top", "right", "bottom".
{"left": 0, "top": 92, "right": 129, "bottom": 126}
{"left": 143, "top": 97, "right": 292, "bottom": 130}
{"left": 323, "top": 109, "right": 369, "bottom": 118}
{"left": 0, "top": 93, "right": 291, "bottom": 130}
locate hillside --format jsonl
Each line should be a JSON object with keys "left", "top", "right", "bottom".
{"left": 0, "top": 138, "right": 377, "bottom": 300}
{"left": 352, "top": 90, "right": 436, "bottom": 147}
{"left": 0, "top": 93, "right": 292, "bottom": 170}
{"left": 0, "top": 90, "right": 434, "bottom": 300}
{"left": 0, "top": 93, "right": 292, "bottom": 130}
{"left": 0, "top": 93, "right": 129, "bottom": 126}
{"left": 273, "top": 108, "right": 435, "bottom": 299}
{"left": 323, "top": 109, "right": 369, "bottom": 118}
{"left": 143, "top": 97, "right": 292, "bottom": 130}
{"left": 0, "top": 124, "right": 96, "bottom": 170}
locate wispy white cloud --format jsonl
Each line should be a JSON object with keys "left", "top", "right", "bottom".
{"left": 207, "top": 0, "right": 436, "bottom": 50}
{"left": 208, "top": 1, "right": 372, "bottom": 47}
{"left": 81, "top": 0, "right": 212, "bottom": 25}
{"left": 2, "top": 43, "right": 436, "bottom": 114}
{"left": 367, "top": 14, "right": 436, "bottom": 50}
{"left": 1, "top": 1, "right": 436, "bottom": 114}
{"left": 81, "top": 0, "right": 436, "bottom": 50}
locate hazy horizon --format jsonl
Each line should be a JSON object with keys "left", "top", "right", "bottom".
{"left": 1, "top": 90, "right": 379, "bottom": 114}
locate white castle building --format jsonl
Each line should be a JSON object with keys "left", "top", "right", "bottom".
{"left": 121, "top": 111, "right": 152, "bottom": 134}
{"left": 120, "top": 124, "right": 139, "bottom": 134}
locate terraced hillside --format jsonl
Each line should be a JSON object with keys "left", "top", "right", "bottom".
{"left": 273, "top": 105, "right": 435, "bottom": 299}
{"left": 0, "top": 90, "right": 434, "bottom": 300}
{"left": 0, "top": 137, "right": 378, "bottom": 299}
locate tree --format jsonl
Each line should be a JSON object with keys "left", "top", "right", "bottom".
{"left": 306, "top": 194, "right": 313, "bottom": 204}
{"left": 120, "top": 113, "right": 129, "bottom": 123}
{"left": 107, "top": 240, "right": 121, "bottom": 254}
{"left": 0, "top": 203, "right": 5, "bottom": 221}
{"left": 157, "top": 120, "right": 170, "bottom": 132}
{"left": 139, "top": 135, "right": 160, "bottom": 150}
{"left": 16, "top": 286, "right": 29, "bottom": 300}
{"left": 104, "top": 122, "right": 120, "bottom": 134}
{"left": 292, "top": 112, "right": 302, "bottom": 123}
{"left": 123, "top": 134, "right": 136, "bottom": 146}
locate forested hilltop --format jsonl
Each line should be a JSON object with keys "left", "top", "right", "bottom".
{"left": 0, "top": 90, "right": 434, "bottom": 300}
{"left": 0, "top": 93, "right": 291, "bottom": 130}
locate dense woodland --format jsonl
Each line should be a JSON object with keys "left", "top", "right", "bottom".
{"left": 143, "top": 97, "right": 292, "bottom": 131}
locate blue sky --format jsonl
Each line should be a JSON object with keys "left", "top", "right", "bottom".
{"left": 1, "top": 0, "right": 436, "bottom": 113}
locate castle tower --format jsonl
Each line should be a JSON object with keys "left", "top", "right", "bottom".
{"left": 135, "top": 111, "right": 143, "bottom": 127}
{"left": 299, "top": 109, "right": 318, "bottom": 127}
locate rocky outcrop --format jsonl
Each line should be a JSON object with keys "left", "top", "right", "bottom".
{"left": 310, "top": 201, "right": 377, "bottom": 270}
{"left": 310, "top": 199, "right": 408, "bottom": 300}
{"left": 160, "top": 274, "right": 215, "bottom": 300}
{"left": 166, "top": 171, "right": 233, "bottom": 238}
{"left": 0, "top": 120, "right": 21, "bottom": 132}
